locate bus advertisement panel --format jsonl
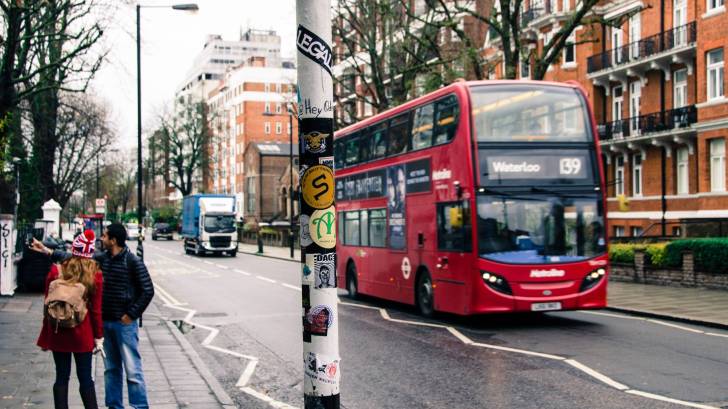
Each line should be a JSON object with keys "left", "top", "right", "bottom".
{"left": 334, "top": 81, "right": 608, "bottom": 316}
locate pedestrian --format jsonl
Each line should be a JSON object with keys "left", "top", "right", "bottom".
{"left": 33, "top": 222, "right": 155, "bottom": 409}
{"left": 36, "top": 229, "right": 103, "bottom": 409}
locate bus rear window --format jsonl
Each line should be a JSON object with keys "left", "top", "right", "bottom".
{"left": 470, "top": 85, "right": 590, "bottom": 143}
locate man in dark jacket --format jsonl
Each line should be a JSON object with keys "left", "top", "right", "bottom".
{"left": 34, "top": 222, "right": 154, "bottom": 409}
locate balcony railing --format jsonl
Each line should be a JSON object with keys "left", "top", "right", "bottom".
{"left": 520, "top": 1, "right": 551, "bottom": 27}
{"left": 598, "top": 105, "right": 697, "bottom": 141}
{"left": 587, "top": 22, "right": 696, "bottom": 74}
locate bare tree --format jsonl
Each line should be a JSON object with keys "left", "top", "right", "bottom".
{"left": 152, "top": 97, "right": 213, "bottom": 197}
{"left": 52, "top": 93, "right": 115, "bottom": 208}
{"left": 333, "top": 0, "right": 445, "bottom": 127}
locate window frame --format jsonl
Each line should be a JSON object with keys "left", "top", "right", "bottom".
{"left": 632, "top": 154, "right": 643, "bottom": 197}
{"left": 710, "top": 138, "right": 726, "bottom": 192}
{"left": 676, "top": 147, "right": 689, "bottom": 195}
{"left": 707, "top": 48, "right": 724, "bottom": 101}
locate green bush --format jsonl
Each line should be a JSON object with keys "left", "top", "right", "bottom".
{"left": 609, "top": 243, "right": 636, "bottom": 264}
{"left": 665, "top": 238, "right": 728, "bottom": 274}
{"left": 644, "top": 243, "right": 668, "bottom": 267}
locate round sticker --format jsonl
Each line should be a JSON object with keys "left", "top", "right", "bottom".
{"left": 309, "top": 207, "right": 336, "bottom": 249}
{"left": 299, "top": 215, "right": 313, "bottom": 247}
{"left": 302, "top": 165, "right": 334, "bottom": 209}
{"left": 401, "top": 257, "right": 411, "bottom": 280}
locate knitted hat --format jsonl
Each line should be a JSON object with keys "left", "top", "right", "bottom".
{"left": 72, "top": 229, "right": 96, "bottom": 258}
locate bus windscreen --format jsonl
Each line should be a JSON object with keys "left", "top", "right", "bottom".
{"left": 470, "top": 85, "right": 591, "bottom": 143}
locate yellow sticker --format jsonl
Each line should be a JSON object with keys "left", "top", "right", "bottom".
{"left": 309, "top": 207, "right": 336, "bottom": 249}
{"left": 302, "top": 165, "right": 334, "bottom": 209}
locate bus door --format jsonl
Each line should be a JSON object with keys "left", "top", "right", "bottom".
{"left": 433, "top": 201, "right": 473, "bottom": 313}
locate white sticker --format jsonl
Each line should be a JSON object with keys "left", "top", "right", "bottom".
{"left": 300, "top": 215, "right": 313, "bottom": 247}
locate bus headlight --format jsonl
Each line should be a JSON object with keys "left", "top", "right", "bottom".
{"left": 580, "top": 268, "right": 606, "bottom": 292}
{"left": 481, "top": 271, "right": 512, "bottom": 295}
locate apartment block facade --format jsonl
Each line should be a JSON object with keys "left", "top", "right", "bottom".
{"left": 333, "top": 0, "right": 728, "bottom": 237}
{"left": 206, "top": 56, "right": 298, "bottom": 220}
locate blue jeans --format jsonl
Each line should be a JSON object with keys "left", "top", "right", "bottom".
{"left": 103, "top": 320, "right": 148, "bottom": 409}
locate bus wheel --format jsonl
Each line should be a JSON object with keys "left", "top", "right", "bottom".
{"left": 416, "top": 272, "right": 434, "bottom": 317}
{"left": 346, "top": 262, "right": 358, "bottom": 300}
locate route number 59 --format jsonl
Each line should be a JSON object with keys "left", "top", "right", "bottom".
{"left": 559, "top": 158, "right": 582, "bottom": 175}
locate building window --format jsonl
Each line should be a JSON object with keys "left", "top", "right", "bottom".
{"left": 246, "top": 177, "right": 256, "bottom": 213}
{"left": 276, "top": 83, "right": 281, "bottom": 93}
{"left": 276, "top": 122, "right": 282, "bottom": 134}
{"left": 276, "top": 103, "right": 282, "bottom": 114}
{"left": 708, "top": 0, "right": 725, "bottom": 11}
{"left": 520, "top": 58, "right": 530, "bottom": 79}
{"left": 674, "top": 69, "right": 688, "bottom": 108}
{"left": 264, "top": 83, "right": 270, "bottom": 92}
{"left": 632, "top": 154, "right": 642, "bottom": 196}
{"left": 564, "top": 33, "right": 576, "bottom": 64}
{"left": 676, "top": 147, "right": 689, "bottom": 194}
{"left": 613, "top": 226, "right": 625, "bottom": 237}
{"left": 710, "top": 138, "right": 726, "bottom": 192}
{"left": 265, "top": 102, "right": 271, "bottom": 113}
{"left": 707, "top": 49, "right": 724, "bottom": 100}
{"left": 615, "top": 156, "right": 625, "bottom": 196}
{"left": 631, "top": 226, "right": 643, "bottom": 237}
{"left": 264, "top": 122, "right": 271, "bottom": 134}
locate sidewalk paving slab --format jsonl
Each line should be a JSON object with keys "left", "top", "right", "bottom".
{"left": 0, "top": 294, "right": 233, "bottom": 408}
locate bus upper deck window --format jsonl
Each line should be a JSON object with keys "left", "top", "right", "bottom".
{"left": 358, "top": 132, "right": 371, "bottom": 163}
{"left": 334, "top": 140, "right": 345, "bottom": 169}
{"left": 345, "top": 134, "right": 360, "bottom": 165}
{"left": 434, "top": 96, "right": 459, "bottom": 145}
{"left": 387, "top": 113, "right": 411, "bottom": 156}
{"left": 412, "top": 103, "right": 435, "bottom": 150}
{"left": 369, "top": 124, "right": 388, "bottom": 160}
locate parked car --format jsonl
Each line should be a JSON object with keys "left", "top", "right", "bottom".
{"left": 152, "top": 223, "right": 174, "bottom": 240}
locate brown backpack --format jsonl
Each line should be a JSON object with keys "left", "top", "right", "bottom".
{"left": 44, "top": 279, "right": 88, "bottom": 332}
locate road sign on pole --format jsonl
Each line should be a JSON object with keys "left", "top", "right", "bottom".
{"left": 95, "top": 198, "right": 106, "bottom": 214}
{"left": 296, "top": 2, "right": 340, "bottom": 408}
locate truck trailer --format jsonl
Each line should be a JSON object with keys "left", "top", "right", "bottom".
{"left": 181, "top": 194, "right": 238, "bottom": 257}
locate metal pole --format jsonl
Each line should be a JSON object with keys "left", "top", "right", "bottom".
{"left": 296, "top": 3, "right": 339, "bottom": 407}
{"left": 136, "top": 4, "right": 144, "bottom": 260}
{"left": 289, "top": 108, "right": 294, "bottom": 259}
{"left": 96, "top": 154, "right": 100, "bottom": 200}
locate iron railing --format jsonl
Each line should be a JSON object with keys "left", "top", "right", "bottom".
{"left": 598, "top": 104, "right": 697, "bottom": 141}
{"left": 587, "top": 22, "right": 696, "bottom": 73}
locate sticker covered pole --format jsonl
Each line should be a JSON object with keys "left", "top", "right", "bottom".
{"left": 296, "top": 2, "right": 340, "bottom": 409}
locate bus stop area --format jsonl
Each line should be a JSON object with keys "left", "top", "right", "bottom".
{"left": 237, "top": 242, "right": 728, "bottom": 329}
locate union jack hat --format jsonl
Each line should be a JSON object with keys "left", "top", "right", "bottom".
{"left": 72, "top": 229, "right": 96, "bottom": 258}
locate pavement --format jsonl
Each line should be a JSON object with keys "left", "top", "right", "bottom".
{"left": 0, "top": 294, "right": 234, "bottom": 409}
{"left": 237, "top": 242, "right": 728, "bottom": 329}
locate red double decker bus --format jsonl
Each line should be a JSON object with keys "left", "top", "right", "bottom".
{"left": 334, "top": 80, "right": 608, "bottom": 316}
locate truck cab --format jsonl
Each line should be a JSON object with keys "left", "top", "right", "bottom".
{"left": 182, "top": 195, "right": 238, "bottom": 257}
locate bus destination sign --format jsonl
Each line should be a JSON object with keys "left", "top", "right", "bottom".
{"left": 480, "top": 149, "right": 591, "bottom": 184}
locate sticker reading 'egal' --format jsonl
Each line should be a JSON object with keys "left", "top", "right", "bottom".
{"left": 297, "top": 25, "right": 332, "bottom": 76}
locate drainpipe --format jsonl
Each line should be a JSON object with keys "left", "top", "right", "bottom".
{"left": 660, "top": 0, "right": 667, "bottom": 236}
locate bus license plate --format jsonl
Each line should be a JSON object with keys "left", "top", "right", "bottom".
{"left": 531, "top": 302, "right": 562, "bottom": 312}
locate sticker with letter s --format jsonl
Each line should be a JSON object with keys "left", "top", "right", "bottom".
{"left": 302, "top": 165, "right": 334, "bottom": 209}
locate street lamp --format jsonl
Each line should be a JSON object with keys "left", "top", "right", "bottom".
{"left": 288, "top": 102, "right": 295, "bottom": 259}
{"left": 136, "top": 2, "right": 198, "bottom": 259}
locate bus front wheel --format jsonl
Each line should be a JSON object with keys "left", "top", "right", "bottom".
{"left": 346, "top": 262, "right": 358, "bottom": 300}
{"left": 416, "top": 272, "right": 434, "bottom": 317}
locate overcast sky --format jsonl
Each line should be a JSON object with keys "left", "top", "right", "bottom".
{"left": 92, "top": 0, "right": 297, "bottom": 149}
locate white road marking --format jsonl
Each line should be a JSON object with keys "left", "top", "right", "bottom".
{"left": 341, "top": 299, "right": 715, "bottom": 408}
{"left": 565, "top": 359, "right": 628, "bottom": 390}
{"left": 256, "top": 276, "right": 277, "bottom": 284}
{"left": 215, "top": 264, "right": 229, "bottom": 269}
{"left": 281, "top": 283, "right": 302, "bottom": 291}
{"left": 626, "top": 390, "right": 719, "bottom": 409}
{"left": 203, "top": 260, "right": 215, "bottom": 265}
{"left": 234, "top": 269, "right": 251, "bottom": 276}
{"left": 579, "top": 310, "right": 728, "bottom": 338}
{"left": 240, "top": 387, "right": 298, "bottom": 409}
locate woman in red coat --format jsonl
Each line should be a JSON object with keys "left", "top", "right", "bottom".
{"left": 37, "top": 230, "right": 103, "bottom": 409}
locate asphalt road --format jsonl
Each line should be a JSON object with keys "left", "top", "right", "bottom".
{"left": 139, "top": 239, "right": 728, "bottom": 409}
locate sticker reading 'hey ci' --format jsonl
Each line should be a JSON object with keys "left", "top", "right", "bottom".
{"left": 297, "top": 25, "right": 332, "bottom": 76}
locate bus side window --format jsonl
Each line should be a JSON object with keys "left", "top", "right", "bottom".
{"left": 369, "top": 124, "right": 388, "bottom": 160}
{"left": 344, "top": 211, "right": 360, "bottom": 246}
{"left": 345, "top": 133, "right": 360, "bottom": 166}
{"left": 434, "top": 95, "right": 459, "bottom": 145}
{"left": 368, "top": 209, "right": 386, "bottom": 247}
{"left": 334, "top": 139, "right": 345, "bottom": 169}
{"left": 360, "top": 210, "right": 369, "bottom": 246}
{"left": 387, "top": 113, "right": 411, "bottom": 156}
{"left": 412, "top": 103, "right": 435, "bottom": 150}
{"left": 338, "top": 212, "right": 345, "bottom": 245}
{"left": 436, "top": 201, "right": 471, "bottom": 252}
{"left": 358, "top": 131, "right": 371, "bottom": 163}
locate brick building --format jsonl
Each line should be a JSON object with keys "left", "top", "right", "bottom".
{"left": 206, "top": 55, "right": 298, "bottom": 219}
{"left": 242, "top": 142, "right": 298, "bottom": 223}
{"left": 333, "top": 0, "right": 728, "bottom": 237}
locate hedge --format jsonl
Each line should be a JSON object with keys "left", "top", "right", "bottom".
{"left": 608, "top": 243, "right": 668, "bottom": 267}
{"left": 664, "top": 238, "right": 728, "bottom": 274}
